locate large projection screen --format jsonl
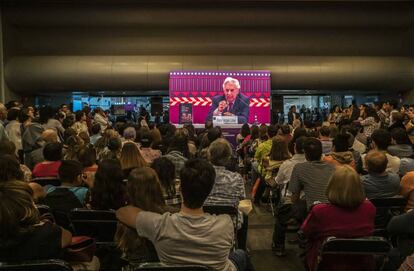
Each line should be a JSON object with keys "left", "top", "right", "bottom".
{"left": 169, "top": 70, "right": 271, "bottom": 125}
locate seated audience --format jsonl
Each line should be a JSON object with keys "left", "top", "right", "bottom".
{"left": 63, "top": 135, "right": 84, "bottom": 161}
{"left": 122, "top": 126, "right": 137, "bottom": 143}
{"left": 262, "top": 135, "right": 292, "bottom": 185}
{"left": 72, "top": 110, "right": 89, "bottom": 136}
{"left": 301, "top": 165, "right": 376, "bottom": 271}
{"left": 362, "top": 150, "right": 400, "bottom": 199}
{"left": 31, "top": 129, "right": 59, "bottom": 166}
{"left": 88, "top": 159, "right": 127, "bottom": 210}
{"left": 32, "top": 142, "right": 63, "bottom": 180}
{"left": 120, "top": 142, "right": 147, "bottom": 177}
{"left": 163, "top": 132, "right": 189, "bottom": 178}
{"left": 44, "top": 160, "right": 89, "bottom": 218}
{"left": 139, "top": 128, "right": 161, "bottom": 164}
{"left": 400, "top": 172, "right": 414, "bottom": 211}
{"left": 319, "top": 126, "right": 333, "bottom": 154}
{"left": 361, "top": 129, "right": 401, "bottom": 174}
{"left": 115, "top": 167, "right": 167, "bottom": 263}
{"left": 273, "top": 138, "right": 335, "bottom": 256}
{"left": 116, "top": 158, "right": 254, "bottom": 271}
{"left": 89, "top": 123, "right": 102, "bottom": 145}
{"left": 0, "top": 154, "right": 24, "bottom": 182}
{"left": 0, "top": 181, "right": 72, "bottom": 262}
{"left": 323, "top": 133, "right": 356, "bottom": 168}
{"left": 77, "top": 145, "right": 98, "bottom": 188}
{"left": 100, "top": 137, "right": 122, "bottom": 161}
{"left": 388, "top": 128, "right": 414, "bottom": 158}
{"left": 0, "top": 140, "right": 32, "bottom": 182}
{"left": 151, "top": 157, "right": 181, "bottom": 206}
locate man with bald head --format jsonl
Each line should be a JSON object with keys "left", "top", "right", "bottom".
{"left": 362, "top": 150, "right": 400, "bottom": 199}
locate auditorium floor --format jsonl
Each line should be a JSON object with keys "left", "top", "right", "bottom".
{"left": 247, "top": 201, "right": 304, "bottom": 271}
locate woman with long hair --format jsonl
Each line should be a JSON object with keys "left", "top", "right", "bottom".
{"left": 359, "top": 105, "right": 381, "bottom": 143}
{"left": 301, "top": 166, "right": 375, "bottom": 271}
{"left": 115, "top": 167, "right": 167, "bottom": 263}
{"left": 120, "top": 142, "right": 147, "bottom": 177}
{"left": 88, "top": 159, "right": 127, "bottom": 210}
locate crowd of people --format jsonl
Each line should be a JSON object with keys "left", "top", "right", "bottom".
{"left": 1, "top": 99, "right": 414, "bottom": 270}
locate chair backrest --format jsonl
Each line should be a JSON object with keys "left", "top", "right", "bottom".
{"left": 321, "top": 236, "right": 391, "bottom": 255}
{"left": 0, "top": 259, "right": 72, "bottom": 271}
{"left": 134, "top": 262, "right": 210, "bottom": 271}
{"left": 370, "top": 196, "right": 407, "bottom": 209}
{"left": 70, "top": 208, "right": 118, "bottom": 245}
{"left": 316, "top": 236, "right": 391, "bottom": 271}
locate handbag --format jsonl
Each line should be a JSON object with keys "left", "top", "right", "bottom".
{"left": 64, "top": 236, "right": 96, "bottom": 262}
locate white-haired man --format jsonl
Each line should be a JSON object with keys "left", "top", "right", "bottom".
{"left": 207, "top": 77, "right": 250, "bottom": 124}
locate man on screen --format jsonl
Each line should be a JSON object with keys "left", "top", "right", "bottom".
{"left": 207, "top": 77, "right": 250, "bottom": 124}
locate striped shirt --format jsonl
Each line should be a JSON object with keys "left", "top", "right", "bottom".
{"left": 289, "top": 161, "right": 335, "bottom": 209}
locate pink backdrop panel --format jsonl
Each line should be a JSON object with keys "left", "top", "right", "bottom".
{"left": 169, "top": 70, "right": 271, "bottom": 124}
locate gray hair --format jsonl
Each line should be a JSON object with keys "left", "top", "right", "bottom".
{"left": 222, "top": 77, "right": 241, "bottom": 89}
{"left": 123, "top": 127, "right": 137, "bottom": 141}
{"left": 208, "top": 138, "right": 233, "bottom": 166}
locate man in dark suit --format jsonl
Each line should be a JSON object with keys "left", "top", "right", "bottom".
{"left": 207, "top": 77, "right": 250, "bottom": 124}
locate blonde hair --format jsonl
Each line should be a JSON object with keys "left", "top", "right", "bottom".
{"left": 326, "top": 165, "right": 365, "bottom": 209}
{"left": 120, "top": 142, "right": 147, "bottom": 171}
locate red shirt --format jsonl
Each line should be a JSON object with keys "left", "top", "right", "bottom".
{"left": 301, "top": 200, "right": 376, "bottom": 271}
{"left": 32, "top": 161, "right": 62, "bottom": 179}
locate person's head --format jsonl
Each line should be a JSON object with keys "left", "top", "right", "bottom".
{"left": 74, "top": 110, "right": 85, "bottom": 122}
{"left": 280, "top": 124, "right": 291, "bottom": 136}
{"left": 60, "top": 104, "right": 70, "bottom": 113}
{"left": 91, "top": 123, "right": 101, "bottom": 136}
{"left": 168, "top": 131, "right": 190, "bottom": 158}
{"left": 180, "top": 158, "right": 215, "bottom": 209}
{"left": 319, "top": 126, "right": 331, "bottom": 138}
{"left": 207, "top": 127, "right": 222, "bottom": 143}
{"left": 58, "top": 160, "right": 83, "bottom": 184}
{"left": 290, "top": 105, "right": 296, "bottom": 113}
{"left": 38, "top": 106, "right": 56, "bottom": 124}
{"left": 389, "top": 101, "right": 398, "bottom": 111}
{"left": 91, "top": 159, "right": 125, "bottom": 210}
{"left": 0, "top": 140, "right": 16, "bottom": 156}
{"left": 292, "top": 119, "right": 302, "bottom": 129}
{"left": 365, "top": 106, "right": 380, "bottom": 122}
{"left": 391, "top": 128, "right": 412, "bottom": 145}
{"left": 371, "top": 129, "right": 392, "bottom": 151}
{"left": 0, "top": 155, "right": 23, "bottom": 182}
{"left": 259, "top": 125, "right": 268, "bottom": 140}
{"left": 120, "top": 142, "right": 147, "bottom": 172}
{"left": 41, "top": 129, "right": 59, "bottom": 144}
{"left": 326, "top": 165, "right": 365, "bottom": 209}
{"left": 332, "top": 134, "right": 350, "bottom": 152}
{"left": 151, "top": 157, "right": 176, "bottom": 197}
{"left": 270, "top": 135, "right": 291, "bottom": 161}
{"left": 77, "top": 145, "right": 97, "bottom": 167}
{"left": 303, "top": 137, "right": 323, "bottom": 161}
{"left": 267, "top": 124, "right": 278, "bottom": 138}
{"left": 0, "top": 103, "right": 7, "bottom": 121}
{"left": 250, "top": 125, "right": 259, "bottom": 140}
{"left": 222, "top": 77, "right": 240, "bottom": 104}
{"left": 208, "top": 138, "right": 233, "bottom": 166}
{"left": 123, "top": 127, "right": 136, "bottom": 141}
{"left": 365, "top": 150, "right": 388, "bottom": 174}
{"left": 0, "top": 181, "right": 40, "bottom": 246}
{"left": 6, "top": 108, "right": 20, "bottom": 122}
{"left": 294, "top": 136, "right": 306, "bottom": 154}
{"left": 127, "top": 167, "right": 165, "bottom": 212}
{"left": 18, "top": 108, "right": 32, "bottom": 123}
{"left": 331, "top": 105, "right": 341, "bottom": 114}
{"left": 240, "top": 123, "right": 250, "bottom": 138}
{"left": 108, "top": 137, "right": 122, "bottom": 152}
{"left": 43, "top": 142, "right": 62, "bottom": 162}
{"left": 139, "top": 128, "right": 152, "bottom": 148}
{"left": 149, "top": 128, "right": 162, "bottom": 146}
